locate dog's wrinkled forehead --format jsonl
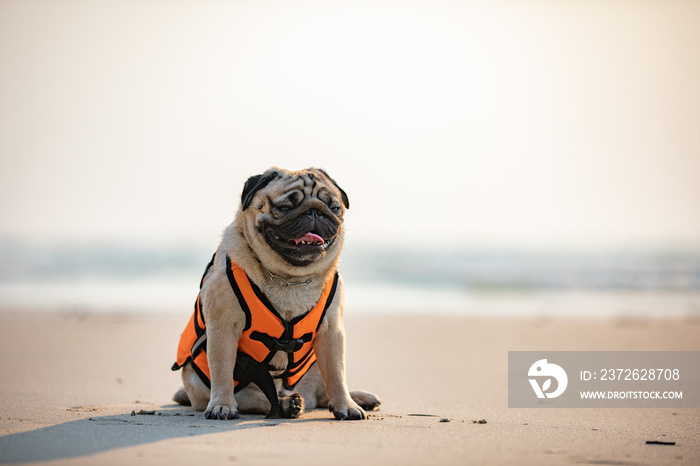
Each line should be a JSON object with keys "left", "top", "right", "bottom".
{"left": 267, "top": 173, "right": 336, "bottom": 209}
{"left": 241, "top": 167, "right": 349, "bottom": 212}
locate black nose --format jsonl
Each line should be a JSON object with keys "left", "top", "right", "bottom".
{"left": 306, "top": 209, "right": 320, "bottom": 221}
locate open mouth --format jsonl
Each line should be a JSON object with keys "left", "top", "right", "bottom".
{"left": 265, "top": 228, "right": 334, "bottom": 258}
{"left": 293, "top": 232, "right": 325, "bottom": 246}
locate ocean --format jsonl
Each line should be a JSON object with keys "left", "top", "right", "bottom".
{"left": 1, "top": 240, "right": 699, "bottom": 319}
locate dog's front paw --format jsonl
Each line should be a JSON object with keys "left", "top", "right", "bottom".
{"left": 204, "top": 402, "right": 239, "bottom": 420}
{"left": 328, "top": 400, "right": 367, "bottom": 421}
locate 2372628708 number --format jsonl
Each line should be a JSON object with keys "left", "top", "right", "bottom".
{"left": 599, "top": 368, "right": 680, "bottom": 381}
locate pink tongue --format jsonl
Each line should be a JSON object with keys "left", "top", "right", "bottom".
{"left": 294, "top": 233, "right": 325, "bottom": 245}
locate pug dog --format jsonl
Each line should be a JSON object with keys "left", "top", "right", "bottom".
{"left": 172, "top": 167, "right": 380, "bottom": 420}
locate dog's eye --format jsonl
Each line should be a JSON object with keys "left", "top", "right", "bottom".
{"left": 330, "top": 205, "right": 342, "bottom": 215}
{"left": 277, "top": 205, "right": 292, "bottom": 212}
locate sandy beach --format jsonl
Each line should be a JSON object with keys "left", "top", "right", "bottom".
{"left": 0, "top": 311, "right": 697, "bottom": 465}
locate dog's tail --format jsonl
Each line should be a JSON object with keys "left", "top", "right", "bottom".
{"left": 173, "top": 387, "right": 192, "bottom": 406}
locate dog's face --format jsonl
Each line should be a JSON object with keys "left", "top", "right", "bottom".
{"left": 238, "top": 167, "right": 349, "bottom": 268}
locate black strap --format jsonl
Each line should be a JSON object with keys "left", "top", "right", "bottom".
{"left": 233, "top": 352, "right": 281, "bottom": 418}
{"left": 199, "top": 253, "right": 216, "bottom": 289}
{"left": 250, "top": 331, "right": 312, "bottom": 354}
{"left": 225, "top": 255, "right": 252, "bottom": 331}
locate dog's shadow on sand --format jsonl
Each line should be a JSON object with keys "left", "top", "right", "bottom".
{"left": 0, "top": 405, "right": 332, "bottom": 464}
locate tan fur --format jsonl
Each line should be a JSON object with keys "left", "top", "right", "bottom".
{"left": 180, "top": 167, "right": 380, "bottom": 420}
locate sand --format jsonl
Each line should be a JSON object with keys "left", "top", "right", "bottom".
{"left": 0, "top": 311, "right": 698, "bottom": 465}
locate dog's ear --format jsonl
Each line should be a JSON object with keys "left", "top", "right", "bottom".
{"left": 241, "top": 170, "right": 280, "bottom": 210}
{"left": 316, "top": 168, "right": 349, "bottom": 210}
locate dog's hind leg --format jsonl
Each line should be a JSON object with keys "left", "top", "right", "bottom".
{"left": 234, "top": 386, "right": 270, "bottom": 415}
{"left": 279, "top": 393, "right": 305, "bottom": 418}
{"left": 349, "top": 390, "right": 381, "bottom": 412}
{"left": 289, "top": 365, "right": 381, "bottom": 413}
{"left": 180, "top": 364, "right": 212, "bottom": 411}
{"left": 173, "top": 387, "right": 191, "bottom": 406}
{"left": 235, "top": 386, "right": 305, "bottom": 419}
{"left": 284, "top": 364, "right": 326, "bottom": 412}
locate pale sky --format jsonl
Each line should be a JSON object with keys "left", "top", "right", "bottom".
{"left": 1, "top": 0, "right": 699, "bottom": 250}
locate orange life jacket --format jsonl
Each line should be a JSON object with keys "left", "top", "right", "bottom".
{"left": 172, "top": 254, "right": 338, "bottom": 416}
